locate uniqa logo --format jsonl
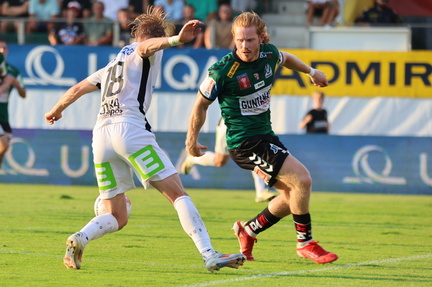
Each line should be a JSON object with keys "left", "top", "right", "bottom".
{"left": 23, "top": 45, "right": 76, "bottom": 86}
{"left": 0, "top": 137, "right": 89, "bottom": 178}
{"left": 343, "top": 145, "right": 407, "bottom": 185}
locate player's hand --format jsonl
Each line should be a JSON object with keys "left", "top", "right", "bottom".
{"left": 45, "top": 111, "right": 62, "bottom": 125}
{"left": 178, "top": 20, "right": 204, "bottom": 43}
{"left": 309, "top": 69, "right": 328, "bottom": 87}
{"left": 186, "top": 141, "right": 208, "bottom": 157}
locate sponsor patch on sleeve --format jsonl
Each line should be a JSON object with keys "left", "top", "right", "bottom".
{"left": 199, "top": 76, "right": 217, "bottom": 100}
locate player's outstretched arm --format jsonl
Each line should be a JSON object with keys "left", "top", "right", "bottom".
{"left": 45, "top": 79, "right": 98, "bottom": 125}
{"left": 281, "top": 51, "right": 328, "bottom": 87}
{"left": 137, "top": 20, "right": 203, "bottom": 58}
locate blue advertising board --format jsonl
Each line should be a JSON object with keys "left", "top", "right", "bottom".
{"left": 7, "top": 44, "right": 229, "bottom": 92}
{"left": 1, "top": 129, "right": 431, "bottom": 195}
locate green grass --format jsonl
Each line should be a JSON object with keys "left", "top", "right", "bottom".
{"left": 0, "top": 184, "right": 431, "bottom": 286}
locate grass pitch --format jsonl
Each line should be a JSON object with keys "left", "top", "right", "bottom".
{"left": 0, "top": 184, "right": 431, "bottom": 286}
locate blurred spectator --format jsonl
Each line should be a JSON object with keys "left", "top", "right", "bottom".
{"left": 84, "top": 1, "right": 113, "bottom": 46}
{"left": 26, "top": 0, "right": 59, "bottom": 34}
{"left": 0, "top": 0, "right": 29, "bottom": 33}
{"left": 204, "top": 3, "right": 233, "bottom": 49}
{"left": 128, "top": 0, "right": 145, "bottom": 18}
{"left": 154, "top": 0, "right": 183, "bottom": 22}
{"left": 305, "top": 0, "right": 338, "bottom": 27}
{"left": 61, "top": 0, "right": 91, "bottom": 19}
{"left": 174, "top": 3, "right": 204, "bottom": 48}
{"left": 98, "top": 0, "right": 129, "bottom": 21}
{"left": 299, "top": 91, "right": 330, "bottom": 134}
{"left": 230, "top": 0, "right": 256, "bottom": 15}
{"left": 355, "top": 0, "right": 401, "bottom": 26}
{"left": 117, "top": 8, "right": 133, "bottom": 46}
{"left": 185, "top": 0, "right": 217, "bottom": 22}
{"left": 48, "top": 1, "right": 85, "bottom": 45}
{"left": 142, "top": 0, "right": 154, "bottom": 12}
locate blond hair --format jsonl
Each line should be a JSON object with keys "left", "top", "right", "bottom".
{"left": 130, "top": 6, "right": 175, "bottom": 39}
{"left": 231, "top": 11, "right": 270, "bottom": 44}
{"left": 312, "top": 91, "right": 325, "bottom": 98}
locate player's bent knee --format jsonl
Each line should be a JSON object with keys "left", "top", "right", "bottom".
{"left": 116, "top": 217, "right": 129, "bottom": 230}
{"left": 300, "top": 174, "right": 313, "bottom": 191}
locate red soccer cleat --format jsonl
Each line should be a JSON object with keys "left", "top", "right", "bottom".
{"left": 232, "top": 221, "right": 257, "bottom": 261}
{"left": 296, "top": 240, "right": 338, "bottom": 264}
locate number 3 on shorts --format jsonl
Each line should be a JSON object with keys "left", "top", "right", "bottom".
{"left": 128, "top": 145, "right": 165, "bottom": 180}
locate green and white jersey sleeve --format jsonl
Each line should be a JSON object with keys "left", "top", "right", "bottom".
{"left": 7, "top": 63, "right": 25, "bottom": 90}
{"left": 199, "top": 44, "right": 283, "bottom": 149}
{"left": 0, "top": 53, "right": 7, "bottom": 78}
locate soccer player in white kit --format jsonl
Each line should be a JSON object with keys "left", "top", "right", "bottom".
{"left": 45, "top": 7, "right": 246, "bottom": 272}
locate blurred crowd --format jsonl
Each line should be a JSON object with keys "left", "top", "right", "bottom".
{"left": 0, "top": 0, "right": 401, "bottom": 48}
{"left": 305, "top": 0, "right": 401, "bottom": 28}
{"left": 0, "top": 0, "right": 268, "bottom": 48}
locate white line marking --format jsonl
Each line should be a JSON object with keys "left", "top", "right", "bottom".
{"left": 178, "top": 253, "right": 432, "bottom": 287}
{"left": 0, "top": 249, "right": 259, "bottom": 272}
{"left": 1, "top": 248, "right": 430, "bottom": 286}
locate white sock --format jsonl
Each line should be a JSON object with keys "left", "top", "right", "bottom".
{"left": 80, "top": 213, "right": 119, "bottom": 243}
{"left": 173, "top": 195, "right": 215, "bottom": 258}
{"left": 251, "top": 171, "right": 267, "bottom": 196}
{"left": 191, "top": 151, "right": 216, "bottom": 166}
{"left": 297, "top": 239, "right": 314, "bottom": 248}
{"left": 244, "top": 225, "right": 258, "bottom": 237}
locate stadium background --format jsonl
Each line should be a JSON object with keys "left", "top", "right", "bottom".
{"left": 0, "top": 0, "right": 431, "bottom": 195}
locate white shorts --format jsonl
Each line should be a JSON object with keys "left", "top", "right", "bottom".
{"left": 92, "top": 122, "right": 177, "bottom": 199}
{"left": 215, "top": 118, "right": 229, "bottom": 155}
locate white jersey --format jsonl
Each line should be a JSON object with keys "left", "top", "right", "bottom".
{"left": 87, "top": 42, "right": 162, "bottom": 131}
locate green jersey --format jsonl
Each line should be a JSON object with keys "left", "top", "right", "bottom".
{"left": 0, "top": 62, "right": 23, "bottom": 122}
{"left": 199, "top": 44, "right": 283, "bottom": 149}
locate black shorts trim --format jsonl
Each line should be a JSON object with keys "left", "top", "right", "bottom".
{"left": 0, "top": 122, "right": 11, "bottom": 133}
{"left": 228, "top": 134, "right": 289, "bottom": 187}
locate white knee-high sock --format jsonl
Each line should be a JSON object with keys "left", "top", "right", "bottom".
{"left": 80, "top": 213, "right": 119, "bottom": 243}
{"left": 192, "top": 151, "right": 216, "bottom": 166}
{"left": 173, "top": 195, "right": 215, "bottom": 258}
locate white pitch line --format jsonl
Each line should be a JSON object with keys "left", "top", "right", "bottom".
{"left": 1, "top": 248, "right": 431, "bottom": 285}
{"left": 0, "top": 249, "right": 257, "bottom": 272}
{"left": 177, "top": 253, "right": 432, "bottom": 287}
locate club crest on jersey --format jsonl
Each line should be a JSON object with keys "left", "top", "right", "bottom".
{"left": 260, "top": 51, "right": 273, "bottom": 58}
{"left": 264, "top": 63, "right": 272, "bottom": 78}
{"left": 237, "top": 73, "right": 251, "bottom": 90}
{"left": 253, "top": 73, "right": 259, "bottom": 80}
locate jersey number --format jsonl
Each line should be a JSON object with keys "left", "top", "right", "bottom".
{"left": 102, "top": 61, "right": 124, "bottom": 101}
{"left": 100, "top": 61, "right": 125, "bottom": 116}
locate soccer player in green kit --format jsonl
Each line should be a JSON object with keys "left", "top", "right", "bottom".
{"left": 185, "top": 11, "right": 338, "bottom": 264}
{"left": 0, "top": 45, "right": 20, "bottom": 169}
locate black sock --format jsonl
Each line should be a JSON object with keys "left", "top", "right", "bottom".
{"left": 293, "top": 213, "right": 312, "bottom": 243}
{"left": 245, "top": 207, "right": 281, "bottom": 235}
